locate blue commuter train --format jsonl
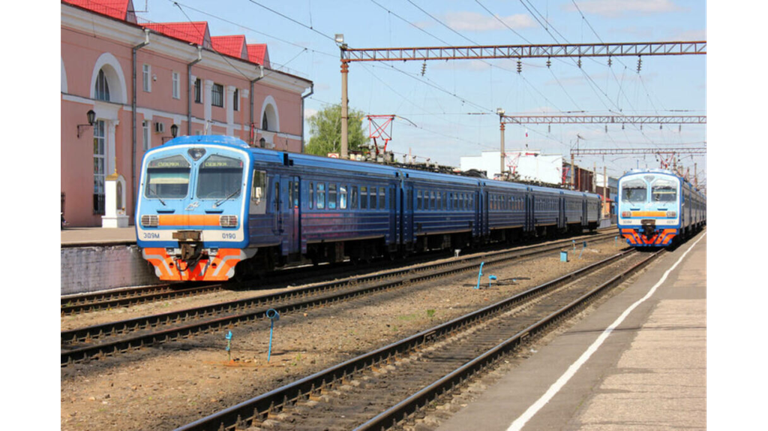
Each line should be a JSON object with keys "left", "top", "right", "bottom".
{"left": 617, "top": 169, "right": 706, "bottom": 247}
{"left": 136, "top": 135, "right": 601, "bottom": 281}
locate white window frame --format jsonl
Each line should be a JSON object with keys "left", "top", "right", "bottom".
{"left": 172, "top": 71, "right": 180, "bottom": 99}
{"left": 142, "top": 64, "right": 151, "bottom": 92}
{"left": 142, "top": 120, "right": 151, "bottom": 151}
{"left": 211, "top": 83, "right": 224, "bottom": 108}
{"left": 93, "top": 120, "right": 106, "bottom": 214}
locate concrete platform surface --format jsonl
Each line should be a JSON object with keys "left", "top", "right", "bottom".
{"left": 438, "top": 231, "right": 706, "bottom": 431}
{"left": 61, "top": 227, "right": 136, "bottom": 246}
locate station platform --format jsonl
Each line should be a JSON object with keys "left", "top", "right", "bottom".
{"left": 438, "top": 231, "right": 707, "bottom": 431}
{"left": 61, "top": 226, "right": 136, "bottom": 247}
{"left": 60, "top": 226, "right": 158, "bottom": 295}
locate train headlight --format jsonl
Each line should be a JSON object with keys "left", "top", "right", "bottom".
{"left": 220, "top": 215, "right": 238, "bottom": 227}
{"left": 141, "top": 215, "right": 159, "bottom": 227}
{"left": 667, "top": 211, "right": 677, "bottom": 218}
{"left": 621, "top": 211, "right": 631, "bottom": 218}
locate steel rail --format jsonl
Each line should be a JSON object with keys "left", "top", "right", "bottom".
{"left": 357, "top": 249, "right": 663, "bottom": 430}
{"left": 174, "top": 248, "right": 647, "bottom": 431}
{"left": 61, "top": 284, "right": 223, "bottom": 315}
{"left": 61, "top": 232, "right": 616, "bottom": 366}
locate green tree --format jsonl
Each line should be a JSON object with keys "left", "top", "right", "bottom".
{"left": 305, "top": 104, "right": 368, "bottom": 156}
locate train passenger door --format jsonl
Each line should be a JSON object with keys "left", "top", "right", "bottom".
{"left": 284, "top": 176, "right": 300, "bottom": 255}
{"left": 389, "top": 183, "right": 398, "bottom": 246}
{"left": 271, "top": 175, "right": 283, "bottom": 237}
{"left": 402, "top": 182, "right": 414, "bottom": 249}
{"left": 526, "top": 189, "right": 534, "bottom": 233}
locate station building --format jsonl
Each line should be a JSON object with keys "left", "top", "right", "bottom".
{"left": 61, "top": 0, "right": 313, "bottom": 227}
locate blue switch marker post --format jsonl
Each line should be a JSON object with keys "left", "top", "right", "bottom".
{"left": 266, "top": 309, "right": 280, "bottom": 362}
{"left": 488, "top": 275, "right": 497, "bottom": 288}
{"left": 475, "top": 262, "right": 485, "bottom": 289}
{"left": 579, "top": 241, "right": 587, "bottom": 259}
{"left": 225, "top": 330, "right": 233, "bottom": 361}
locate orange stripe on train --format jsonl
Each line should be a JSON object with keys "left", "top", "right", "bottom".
{"left": 158, "top": 215, "right": 221, "bottom": 226}
{"left": 630, "top": 211, "right": 668, "bottom": 217}
{"left": 143, "top": 247, "right": 244, "bottom": 281}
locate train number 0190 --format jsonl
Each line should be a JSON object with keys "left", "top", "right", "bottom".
{"left": 222, "top": 233, "right": 237, "bottom": 240}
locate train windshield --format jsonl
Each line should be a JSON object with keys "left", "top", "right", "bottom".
{"left": 652, "top": 178, "right": 678, "bottom": 203}
{"left": 145, "top": 155, "right": 191, "bottom": 199}
{"left": 196, "top": 155, "right": 244, "bottom": 199}
{"left": 620, "top": 178, "right": 647, "bottom": 204}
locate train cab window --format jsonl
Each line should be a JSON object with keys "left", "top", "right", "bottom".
{"left": 292, "top": 182, "right": 299, "bottom": 208}
{"left": 288, "top": 181, "right": 294, "bottom": 209}
{"left": 621, "top": 178, "right": 647, "bottom": 204}
{"left": 351, "top": 186, "right": 358, "bottom": 209}
{"left": 196, "top": 155, "right": 244, "bottom": 200}
{"left": 652, "top": 178, "right": 677, "bottom": 202}
{"left": 316, "top": 183, "right": 326, "bottom": 209}
{"left": 360, "top": 186, "right": 368, "bottom": 209}
{"left": 328, "top": 184, "right": 337, "bottom": 210}
{"left": 145, "top": 155, "right": 191, "bottom": 199}
{"left": 340, "top": 185, "right": 348, "bottom": 209}
{"left": 379, "top": 187, "right": 386, "bottom": 209}
{"left": 250, "top": 170, "right": 267, "bottom": 214}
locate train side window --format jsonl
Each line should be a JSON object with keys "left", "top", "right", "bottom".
{"left": 407, "top": 189, "right": 413, "bottom": 210}
{"left": 379, "top": 187, "right": 386, "bottom": 210}
{"left": 293, "top": 182, "right": 299, "bottom": 208}
{"left": 250, "top": 170, "right": 267, "bottom": 214}
{"left": 340, "top": 185, "right": 348, "bottom": 209}
{"left": 361, "top": 186, "right": 368, "bottom": 209}
{"left": 436, "top": 191, "right": 442, "bottom": 211}
{"left": 417, "top": 190, "right": 422, "bottom": 210}
{"left": 370, "top": 187, "right": 377, "bottom": 209}
{"left": 317, "top": 183, "right": 325, "bottom": 209}
{"left": 309, "top": 182, "right": 314, "bottom": 209}
{"left": 351, "top": 186, "right": 358, "bottom": 209}
{"left": 328, "top": 184, "right": 337, "bottom": 210}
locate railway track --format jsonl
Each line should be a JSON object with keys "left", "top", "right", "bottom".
{"left": 175, "top": 248, "right": 662, "bottom": 431}
{"left": 61, "top": 228, "right": 616, "bottom": 316}
{"left": 60, "top": 232, "right": 617, "bottom": 366}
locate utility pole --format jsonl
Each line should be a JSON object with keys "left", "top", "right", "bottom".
{"left": 336, "top": 34, "right": 349, "bottom": 159}
{"left": 497, "top": 108, "right": 505, "bottom": 178}
{"left": 602, "top": 166, "right": 607, "bottom": 216}
{"left": 695, "top": 163, "right": 698, "bottom": 188}
{"left": 570, "top": 153, "right": 575, "bottom": 190}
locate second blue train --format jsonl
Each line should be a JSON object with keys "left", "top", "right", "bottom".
{"left": 136, "top": 135, "right": 601, "bottom": 281}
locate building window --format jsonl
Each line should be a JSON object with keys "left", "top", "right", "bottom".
{"left": 93, "top": 120, "right": 106, "bottom": 214}
{"left": 233, "top": 88, "right": 239, "bottom": 111}
{"left": 142, "top": 64, "right": 151, "bottom": 92}
{"left": 95, "top": 69, "right": 110, "bottom": 101}
{"left": 172, "top": 72, "right": 180, "bottom": 99}
{"left": 194, "top": 78, "right": 202, "bottom": 103}
{"left": 262, "top": 111, "right": 269, "bottom": 131}
{"left": 212, "top": 83, "right": 224, "bottom": 107}
{"left": 143, "top": 120, "right": 150, "bottom": 151}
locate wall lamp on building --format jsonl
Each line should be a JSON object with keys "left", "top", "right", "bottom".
{"left": 259, "top": 137, "right": 266, "bottom": 148}
{"left": 77, "top": 109, "right": 97, "bottom": 138}
{"left": 161, "top": 124, "right": 180, "bottom": 144}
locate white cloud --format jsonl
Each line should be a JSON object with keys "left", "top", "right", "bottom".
{"left": 565, "top": 0, "right": 682, "bottom": 18}
{"left": 304, "top": 108, "right": 318, "bottom": 119}
{"left": 416, "top": 11, "right": 536, "bottom": 32}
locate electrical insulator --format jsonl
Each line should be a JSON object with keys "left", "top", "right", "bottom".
{"left": 548, "top": 124, "right": 551, "bottom": 133}
{"left": 621, "top": 124, "right": 625, "bottom": 130}
{"left": 660, "top": 124, "right": 663, "bottom": 130}
{"left": 636, "top": 56, "right": 642, "bottom": 73}
{"left": 517, "top": 58, "right": 522, "bottom": 73}
{"left": 605, "top": 125, "right": 608, "bottom": 133}
{"left": 577, "top": 57, "right": 582, "bottom": 68}
{"left": 679, "top": 125, "right": 682, "bottom": 133}
{"left": 546, "top": 57, "right": 551, "bottom": 68}
{"left": 421, "top": 62, "right": 427, "bottom": 76}
{"left": 607, "top": 57, "right": 612, "bottom": 67}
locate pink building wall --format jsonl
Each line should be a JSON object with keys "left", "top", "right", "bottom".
{"left": 61, "top": 2, "right": 312, "bottom": 227}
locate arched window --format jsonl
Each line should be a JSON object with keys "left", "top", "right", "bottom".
{"left": 95, "top": 69, "right": 110, "bottom": 101}
{"left": 262, "top": 111, "right": 269, "bottom": 131}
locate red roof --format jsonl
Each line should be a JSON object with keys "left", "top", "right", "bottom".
{"left": 63, "top": 0, "right": 136, "bottom": 22}
{"left": 247, "top": 44, "right": 270, "bottom": 68}
{"left": 143, "top": 22, "right": 211, "bottom": 48}
{"left": 211, "top": 35, "right": 248, "bottom": 60}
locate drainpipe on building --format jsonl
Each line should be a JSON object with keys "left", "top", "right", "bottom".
{"left": 132, "top": 28, "right": 150, "bottom": 222}
{"left": 300, "top": 83, "right": 314, "bottom": 153}
{"left": 187, "top": 45, "right": 203, "bottom": 135}
{"left": 249, "top": 65, "right": 265, "bottom": 146}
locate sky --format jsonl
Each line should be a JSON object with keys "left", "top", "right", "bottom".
{"left": 135, "top": 0, "right": 707, "bottom": 185}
